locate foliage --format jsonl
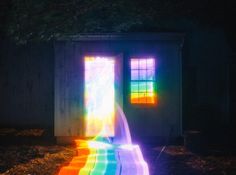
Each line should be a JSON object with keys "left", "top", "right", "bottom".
{"left": 1, "top": 0, "right": 234, "bottom": 43}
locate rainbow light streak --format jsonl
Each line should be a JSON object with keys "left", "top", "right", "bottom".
{"left": 130, "top": 58, "right": 157, "bottom": 104}
{"left": 58, "top": 140, "right": 149, "bottom": 175}
{"left": 58, "top": 56, "right": 150, "bottom": 175}
{"left": 84, "top": 56, "right": 115, "bottom": 137}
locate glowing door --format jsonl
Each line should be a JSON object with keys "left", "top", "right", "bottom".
{"left": 84, "top": 56, "right": 115, "bottom": 137}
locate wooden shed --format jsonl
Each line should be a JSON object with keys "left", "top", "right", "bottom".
{"left": 54, "top": 33, "right": 184, "bottom": 144}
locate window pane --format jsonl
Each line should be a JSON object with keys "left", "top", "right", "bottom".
{"left": 139, "top": 82, "right": 146, "bottom": 92}
{"left": 139, "top": 70, "right": 146, "bottom": 80}
{"left": 131, "top": 93, "right": 139, "bottom": 103}
{"left": 146, "top": 82, "right": 154, "bottom": 92}
{"left": 146, "top": 70, "right": 155, "bottom": 80}
{"left": 131, "top": 59, "right": 139, "bottom": 69}
{"left": 147, "top": 59, "right": 155, "bottom": 69}
{"left": 139, "top": 93, "right": 146, "bottom": 103}
{"left": 131, "top": 82, "right": 139, "bottom": 92}
{"left": 139, "top": 59, "right": 147, "bottom": 69}
{"left": 131, "top": 70, "right": 139, "bottom": 80}
{"left": 146, "top": 93, "right": 156, "bottom": 103}
{"left": 146, "top": 95, "right": 155, "bottom": 103}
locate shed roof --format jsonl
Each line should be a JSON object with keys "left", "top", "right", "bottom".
{"left": 58, "top": 33, "right": 184, "bottom": 43}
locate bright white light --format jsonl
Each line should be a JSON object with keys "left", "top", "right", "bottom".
{"left": 119, "top": 144, "right": 138, "bottom": 150}
{"left": 88, "top": 141, "right": 113, "bottom": 149}
{"left": 85, "top": 56, "right": 115, "bottom": 137}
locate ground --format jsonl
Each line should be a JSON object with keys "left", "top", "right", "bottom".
{"left": 0, "top": 145, "right": 74, "bottom": 175}
{"left": 0, "top": 129, "right": 236, "bottom": 175}
{"left": 144, "top": 146, "right": 236, "bottom": 175}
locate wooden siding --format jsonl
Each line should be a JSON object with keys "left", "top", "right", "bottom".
{"left": 54, "top": 34, "right": 183, "bottom": 138}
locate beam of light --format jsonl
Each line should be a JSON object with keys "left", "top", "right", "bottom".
{"left": 58, "top": 140, "right": 149, "bottom": 175}
{"left": 58, "top": 56, "right": 150, "bottom": 175}
{"left": 130, "top": 58, "right": 157, "bottom": 104}
{"left": 84, "top": 56, "right": 115, "bottom": 137}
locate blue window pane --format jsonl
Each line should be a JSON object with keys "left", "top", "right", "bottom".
{"left": 139, "top": 70, "right": 146, "bottom": 80}
{"left": 147, "top": 70, "right": 155, "bottom": 80}
{"left": 131, "top": 70, "right": 139, "bottom": 80}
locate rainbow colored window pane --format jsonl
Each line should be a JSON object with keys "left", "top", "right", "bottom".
{"left": 130, "top": 58, "right": 156, "bottom": 104}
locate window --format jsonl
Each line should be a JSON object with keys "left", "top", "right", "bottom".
{"left": 130, "top": 58, "right": 157, "bottom": 104}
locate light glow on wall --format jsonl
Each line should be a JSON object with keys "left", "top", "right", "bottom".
{"left": 130, "top": 58, "right": 157, "bottom": 104}
{"left": 84, "top": 56, "right": 115, "bottom": 137}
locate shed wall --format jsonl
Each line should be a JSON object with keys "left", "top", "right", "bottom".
{"left": 54, "top": 38, "right": 182, "bottom": 139}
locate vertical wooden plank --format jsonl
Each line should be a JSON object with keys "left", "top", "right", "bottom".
{"left": 54, "top": 41, "right": 66, "bottom": 136}
{"left": 55, "top": 41, "right": 85, "bottom": 137}
{"left": 74, "top": 42, "right": 85, "bottom": 136}
{"left": 68, "top": 41, "right": 83, "bottom": 136}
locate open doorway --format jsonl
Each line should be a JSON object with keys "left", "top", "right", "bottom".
{"left": 84, "top": 56, "right": 115, "bottom": 137}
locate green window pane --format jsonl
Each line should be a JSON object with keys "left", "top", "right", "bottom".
{"left": 131, "top": 82, "right": 139, "bottom": 93}
{"left": 139, "top": 82, "right": 147, "bottom": 92}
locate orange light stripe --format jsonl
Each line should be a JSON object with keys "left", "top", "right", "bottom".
{"left": 58, "top": 140, "right": 90, "bottom": 175}
{"left": 131, "top": 96, "right": 157, "bottom": 104}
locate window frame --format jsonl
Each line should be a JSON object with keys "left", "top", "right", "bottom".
{"left": 129, "top": 57, "right": 157, "bottom": 106}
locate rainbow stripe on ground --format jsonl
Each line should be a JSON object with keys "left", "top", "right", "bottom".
{"left": 58, "top": 140, "right": 149, "bottom": 175}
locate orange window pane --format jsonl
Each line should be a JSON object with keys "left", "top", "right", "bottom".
{"left": 146, "top": 93, "right": 156, "bottom": 104}
{"left": 131, "top": 93, "right": 139, "bottom": 103}
{"left": 138, "top": 93, "right": 146, "bottom": 103}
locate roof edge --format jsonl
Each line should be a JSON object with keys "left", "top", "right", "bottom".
{"left": 57, "top": 33, "right": 185, "bottom": 42}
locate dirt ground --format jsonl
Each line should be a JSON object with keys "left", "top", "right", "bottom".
{"left": 144, "top": 146, "right": 236, "bottom": 175}
{"left": 0, "top": 128, "right": 236, "bottom": 175}
{"left": 0, "top": 145, "right": 75, "bottom": 175}
{"left": 0, "top": 128, "right": 76, "bottom": 175}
